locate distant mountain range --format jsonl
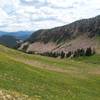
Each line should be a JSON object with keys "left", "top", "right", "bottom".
{"left": 19, "top": 15, "right": 100, "bottom": 54}
{"left": 0, "top": 31, "right": 32, "bottom": 48}
{"left": 0, "top": 31, "right": 32, "bottom": 40}
{"left": 0, "top": 35, "right": 19, "bottom": 48}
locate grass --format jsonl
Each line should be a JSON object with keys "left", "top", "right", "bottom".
{"left": 0, "top": 45, "right": 100, "bottom": 100}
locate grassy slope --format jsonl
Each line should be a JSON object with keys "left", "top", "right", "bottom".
{"left": 0, "top": 45, "right": 100, "bottom": 100}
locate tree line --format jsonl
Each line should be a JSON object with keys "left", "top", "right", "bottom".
{"left": 39, "top": 47, "right": 95, "bottom": 59}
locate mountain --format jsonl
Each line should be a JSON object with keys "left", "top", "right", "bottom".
{"left": 0, "top": 31, "right": 32, "bottom": 40}
{"left": 19, "top": 15, "right": 100, "bottom": 54}
{"left": 0, "top": 35, "right": 20, "bottom": 48}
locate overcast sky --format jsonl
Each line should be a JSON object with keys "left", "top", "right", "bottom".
{"left": 0, "top": 0, "right": 100, "bottom": 32}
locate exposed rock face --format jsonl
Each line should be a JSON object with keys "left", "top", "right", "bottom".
{"left": 20, "top": 15, "right": 100, "bottom": 53}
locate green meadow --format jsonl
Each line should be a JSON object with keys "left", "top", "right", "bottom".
{"left": 0, "top": 45, "right": 100, "bottom": 100}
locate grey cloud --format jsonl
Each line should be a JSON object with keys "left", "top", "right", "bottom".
{"left": 0, "top": 25, "right": 8, "bottom": 28}
{"left": 20, "top": 0, "right": 74, "bottom": 10}
{"left": 96, "top": 8, "right": 100, "bottom": 11}
{"left": 2, "top": 4, "right": 16, "bottom": 15}
{"left": 42, "top": 2, "right": 75, "bottom": 10}
{"left": 30, "top": 16, "right": 65, "bottom": 23}
{"left": 48, "top": 4, "right": 68, "bottom": 9}
{"left": 72, "top": 1, "right": 78, "bottom": 5}
{"left": 43, "top": 2, "right": 75, "bottom": 10}
{"left": 20, "top": 0, "right": 49, "bottom": 8}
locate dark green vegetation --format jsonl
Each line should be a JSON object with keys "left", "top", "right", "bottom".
{"left": 0, "top": 45, "right": 100, "bottom": 100}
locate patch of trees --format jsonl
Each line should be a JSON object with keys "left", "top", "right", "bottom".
{"left": 41, "top": 47, "right": 95, "bottom": 59}
{"left": 27, "top": 51, "right": 35, "bottom": 54}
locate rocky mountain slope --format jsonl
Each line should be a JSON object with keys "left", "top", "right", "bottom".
{"left": 19, "top": 15, "right": 100, "bottom": 54}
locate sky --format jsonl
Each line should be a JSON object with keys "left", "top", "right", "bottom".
{"left": 0, "top": 0, "right": 100, "bottom": 32}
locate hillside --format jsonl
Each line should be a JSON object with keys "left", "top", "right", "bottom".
{"left": 19, "top": 15, "right": 100, "bottom": 54}
{"left": 0, "top": 35, "right": 20, "bottom": 48}
{"left": 0, "top": 45, "right": 100, "bottom": 100}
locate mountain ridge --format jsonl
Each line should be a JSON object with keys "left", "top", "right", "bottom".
{"left": 19, "top": 15, "right": 100, "bottom": 54}
{"left": 27, "top": 15, "right": 100, "bottom": 44}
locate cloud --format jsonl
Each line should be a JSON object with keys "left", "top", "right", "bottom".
{"left": 0, "top": 0, "right": 100, "bottom": 32}
{"left": 20, "top": 0, "right": 49, "bottom": 8}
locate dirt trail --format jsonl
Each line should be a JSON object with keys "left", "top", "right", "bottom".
{"left": 8, "top": 56, "right": 100, "bottom": 75}
{"left": 6, "top": 55, "right": 79, "bottom": 74}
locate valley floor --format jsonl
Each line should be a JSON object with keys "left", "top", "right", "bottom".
{"left": 0, "top": 45, "right": 100, "bottom": 100}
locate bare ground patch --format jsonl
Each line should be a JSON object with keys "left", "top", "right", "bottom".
{"left": 0, "top": 89, "right": 41, "bottom": 100}
{"left": 88, "top": 68, "right": 100, "bottom": 75}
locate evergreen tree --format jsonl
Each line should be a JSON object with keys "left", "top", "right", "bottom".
{"left": 60, "top": 51, "right": 65, "bottom": 59}
{"left": 80, "top": 48, "right": 85, "bottom": 56}
{"left": 66, "top": 51, "right": 72, "bottom": 58}
{"left": 73, "top": 50, "right": 78, "bottom": 57}
{"left": 27, "top": 51, "right": 34, "bottom": 54}
{"left": 85, "top": 47, "right": 92, "bottom": 56}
